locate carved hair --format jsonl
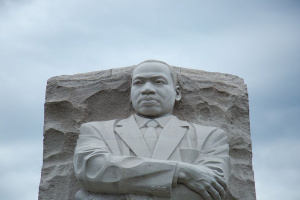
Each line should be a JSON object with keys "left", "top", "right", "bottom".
{"left": 134, "top": 60, "right": 178, "bottom": 86}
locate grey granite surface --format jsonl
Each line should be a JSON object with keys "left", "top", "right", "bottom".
{"left": 39, "top": 66, "right": 256, "bottom": 200}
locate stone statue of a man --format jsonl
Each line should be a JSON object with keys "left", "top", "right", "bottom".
{"left": 73, "top": 60, "right": 230, "bottom": 200}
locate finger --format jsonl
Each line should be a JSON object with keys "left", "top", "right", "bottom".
{"left": 200, "top": 190, "right": 213, "bottom": 200}
{"left": 215, "top": 176, "right": 227, "bottom": 190}
{"left": 212, "top": 181, "right": 226, "bottom": 199}
{"left": 207, "top": 186, "right": 221, "bottom": 200}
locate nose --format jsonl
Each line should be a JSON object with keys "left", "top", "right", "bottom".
{"left": 141, "top": 82, "right": 155, "bottom": 95}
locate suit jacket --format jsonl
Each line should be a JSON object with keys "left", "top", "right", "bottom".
{"left": 73, "top": 115, "right": 230, "bottom": 200}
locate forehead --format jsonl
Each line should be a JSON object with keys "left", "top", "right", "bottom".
{"left": 132, "top": 62, "right": 172, "bottom": 79}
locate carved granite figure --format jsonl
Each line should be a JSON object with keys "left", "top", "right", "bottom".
{"left": 73, "top": 60, "right": 230, "bottom": 200}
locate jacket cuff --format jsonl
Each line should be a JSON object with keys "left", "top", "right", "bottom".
{"left": 172, "top": 162, "right": 180, "bottom": 188}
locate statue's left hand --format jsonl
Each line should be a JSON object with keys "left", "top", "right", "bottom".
{"left": 177, "top": 162, "right": 227, "bottom": 200}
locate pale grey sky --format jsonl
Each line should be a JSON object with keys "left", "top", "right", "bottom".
{"left": 0, "top": 0, "right": 300, "bottom": 199}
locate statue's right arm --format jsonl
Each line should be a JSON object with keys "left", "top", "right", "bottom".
{"left": 73, "top": 123, "right": 178, "bottom": 198}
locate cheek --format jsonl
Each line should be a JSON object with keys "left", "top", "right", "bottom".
{"left": 131, "top": 89, "right": 139, "bottom": 98}
{"left": 159, "top": 90, "right": 176, "bottom": 102}
{"left": 164, "top": 88, "right": 176, "bottom": 96}
{"left": 130, "top": 91, "right": 141, "bottom": 106}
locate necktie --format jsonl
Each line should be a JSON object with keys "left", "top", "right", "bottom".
{"left": 144, "top": 120, "right": 159, "bottom": 153}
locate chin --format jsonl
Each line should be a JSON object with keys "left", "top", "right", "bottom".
{"left": 137, "top": 108, "right": 162, "bottom": 118}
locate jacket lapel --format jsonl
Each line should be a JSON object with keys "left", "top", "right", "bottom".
{"left": 115, "top": 115, "right": 152, "bottom": 158}
{"left": 152, "top": 116, "right": 189, "bottom": 160}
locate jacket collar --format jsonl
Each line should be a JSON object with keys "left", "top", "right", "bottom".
{"left": 115, "top": 115, "right": 151, "bottom": 158}
{"left": 134, "top": 114, "right": 173, "bottom": 128}
{"left": 115, "top": 115, "right": 190, "bottom": 159}
{"left": 152, "top": 116, "right": 189, "bottom": 160}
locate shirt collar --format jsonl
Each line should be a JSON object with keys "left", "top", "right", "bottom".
{"left": 134, "top": 114, "right": 174, "bottom": 128}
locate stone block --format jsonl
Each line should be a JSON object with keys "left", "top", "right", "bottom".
{"left": 39, "top": 66, "right": 256, "bottom": 200}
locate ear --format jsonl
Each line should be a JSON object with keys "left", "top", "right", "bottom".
{"left": 175, "top": 85, "right": 181, "bottom": 102}
{"left": 129, "top": 89, "right": 132, "bottom": 103}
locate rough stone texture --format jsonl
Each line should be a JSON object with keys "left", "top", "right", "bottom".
{"left": 39, "top": 66, "right": 256, "bottom": 200}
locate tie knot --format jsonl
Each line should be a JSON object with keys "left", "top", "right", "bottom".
{"left": 146, "top": 120, "right": 158, "bottom": 128}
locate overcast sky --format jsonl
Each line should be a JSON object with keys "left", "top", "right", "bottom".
{"left": 0, "top": 0, "right": 299, "bottom": 199}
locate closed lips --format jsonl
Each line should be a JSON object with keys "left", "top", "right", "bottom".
{"left": 138, "top": 97, "right": 158, "bottom": 103}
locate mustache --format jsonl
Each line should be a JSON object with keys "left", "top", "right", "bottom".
{"left": 138, "top": 96, "right": 159, "bottom": 103}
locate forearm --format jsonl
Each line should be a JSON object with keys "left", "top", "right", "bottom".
{"left": 177, "top": 162, "right": 208, "bottom": 182}
{"left": 74, "top": 151, "right": 177, "bottom": 197}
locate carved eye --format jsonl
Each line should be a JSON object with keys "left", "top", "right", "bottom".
{"left": 133, "top": 80, "right": 143, "bottom": 86}
{"left": 155, "top": 79, "right": 166, "bottom": 85}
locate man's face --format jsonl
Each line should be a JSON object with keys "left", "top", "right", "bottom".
{"left": 131, "top": 62, "right": 181, "bottom": 118}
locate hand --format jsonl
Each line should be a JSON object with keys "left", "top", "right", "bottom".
{"left": 177, "top": 162, "right": 227, "bottom": 200}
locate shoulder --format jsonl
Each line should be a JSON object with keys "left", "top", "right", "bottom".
{"left": 79, "top": 119, "right": 120, "bottom": 137}
{"left": 80, "top": 115, "right": 134, "bottom": 132}
{"left": 81, "top": 120, "right": 117, "bottom": 130}
{"left": 192, "top": 123, "right": 225, "bottom": 134}
{"left": 79, "top": 120, "right": 120, "bottom": 140}
{"left": 182, "top": 121, "right": 229, "bottom": 150}
{"left": 180, "top": 120, "right": 227, "bottom": 140}
{"left": 175, "top": 117, "right": 223, "bottom": 133}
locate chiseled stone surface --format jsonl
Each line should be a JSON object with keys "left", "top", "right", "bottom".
{"left": 39, "top": 66, "right": 256, "bottom": 200}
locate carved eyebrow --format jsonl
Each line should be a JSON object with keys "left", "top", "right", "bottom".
{"left": 133, "top": 75, "right": 169, "bottom": 81}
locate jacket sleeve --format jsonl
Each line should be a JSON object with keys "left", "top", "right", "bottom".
{"left": 195, "top": 126, "right": 230, "bottom": 183}
{"left": 73, "top": 122, "right": 178, "bottom": 197}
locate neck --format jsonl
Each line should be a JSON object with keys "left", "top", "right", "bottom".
{"left": 136, "top": 113, "right": 173, "bottom": 119}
